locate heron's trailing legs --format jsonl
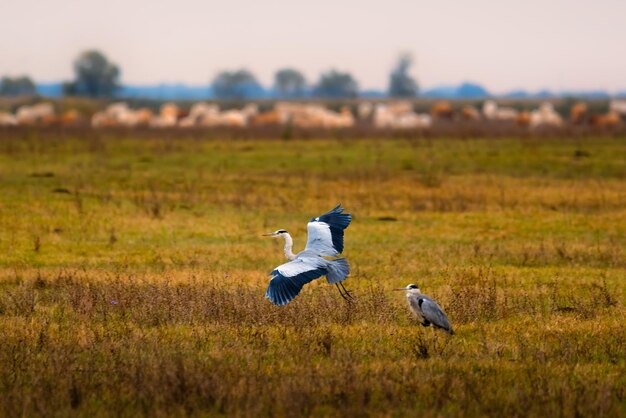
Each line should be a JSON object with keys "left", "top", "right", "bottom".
{"left": 335, "top": 283, "right": 354, "bottom": 302}
{"left": 335, "top": 282, "right": 354, "bottom": 302}
{"left": 340, "top": 282, "right": 354, "bottom": 300}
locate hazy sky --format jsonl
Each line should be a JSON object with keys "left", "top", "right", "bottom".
{"left": 1, "top": 0, "right": 625, "bottom": 92}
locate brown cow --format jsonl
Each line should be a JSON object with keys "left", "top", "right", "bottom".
{"left": 570, "top": 102, "right": 588, "bottom": 124}
{"left": 516, "top": 111, "right": 531, "bottom": 126}
{"left": 61, "top": 110, "right": 81, "bottom": 126}
{"left": 590, "top": 112, "right": 620, "bottom": 128}
{"left": 461, "top": 106, "right": 480, "bottom": 121}
{"left": 251, "top": 111, "right": 283, "bottom": 126}
{"left": 431, "top": 101, "right": 454, "bottom": 119}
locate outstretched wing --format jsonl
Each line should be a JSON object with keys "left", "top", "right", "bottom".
{"left": 265, "top": 257, "right": 327, "bottom": 306}
{"left": 304, "top": 204, "right": 352, "bottom": 256}
{"left": 418, "top": 297, "right": 454, "bottom": 334}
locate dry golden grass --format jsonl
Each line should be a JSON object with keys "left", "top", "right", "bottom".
{"left": 0, "top": 131, "right": 624, "bottom": 417}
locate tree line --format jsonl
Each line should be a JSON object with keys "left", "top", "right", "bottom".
{"left": 0, "top": 50, "right": 418, "bottom": 99}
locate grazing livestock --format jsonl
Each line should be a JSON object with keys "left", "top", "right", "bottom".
{"left": 180, "top": 103, "right": 258, "bottom": 128}
{"left": 202, "top": 108, "right": 251, "bottom": 127}
{"left": 482, "top": 100, "right": 518, "bottom": 121}
{"left": 372, "top": 104, "right": 395, "bottom": 128}
{"left": 325, "top": 107, "right": 355, "bottom": 129}
{"left": 373, "top": 103, "right": 431, "bottom": 129}
{"left": 570, "top": 102, "right": 588, "bottom": 124}
{"left": 134, "top": 108, "right": 154, "bottom": 126}
{"left": 214, "top": 109, "right": 247, "bottom": 127}
{"left": 569, "top": 102, "right": 620, "bottom": 128}
{"left": 358, "top": 102, "right": 374, "bottom": 120}
{"left": 276, "top": 103, "right": 322, "bottom": 127}
{"left": 388, "top": 101, "right": 414, "bottom": 115}
{"left": 16, "top": 103, "right": 55, "bottom": 125}
{"left": 91, "top": 111, "right": 114, "bottom": 128}
{"left": 0, "top": 112, "right": 18, "bottom": 126}
{"left": 92, "top": 102, "right": 153, "bottom": 128}
{"left": 242, "top": 103, "right": 259, "bottom": 119}
{"left": 275, "top": 103, "right": 355, "bottom": 129}
{"left": 293, "top": 106, "right": 356, "bottom": 129}
{"left": 516, "top": 111, "right": 531, "bottom": 127}
{"left": 609, "top": 99, "right": 626, "bottom": 116}
{"left": 387, "top": 112, "right": 431, "bottom": 129}
{"left": 529, "top": 102, "right": 563, "bottom": 129}
{"left": 430, "top": 101, "right": 454, "bottom": 119}
{"left": 251, "top": 110, "right": 285, "bottom": 126}
{"left": 179, "top": 103, "right": 219, "bottom": 127}
{"left": 150, "top": 102, "right": 179, "bottom": 127}
{"left": 590, "top": 112, "right": 620, "bottom": 128}
{"left": 11, "top": 99, "right": 616, "bottom": 132}
{"left": 461, "top": 106, "right": 481, "bottom": 121}
{"left": 59, "top": 110, "right": 81, "bottom": 126}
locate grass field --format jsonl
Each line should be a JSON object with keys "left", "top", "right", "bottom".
{"left": 0, "top": 131, "right": 624, "bottom": 417}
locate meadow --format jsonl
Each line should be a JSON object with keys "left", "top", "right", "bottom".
{"left": 0, "top": 129, "right": 624, "bottom": 417}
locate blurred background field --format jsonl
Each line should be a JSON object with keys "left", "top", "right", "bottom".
{"left": 0, "top": 132, "right": 624, "bottom": 417}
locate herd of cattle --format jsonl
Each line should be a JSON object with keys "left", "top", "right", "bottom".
{"left": 1, "top": 99, "right": 625, "bottom": 130}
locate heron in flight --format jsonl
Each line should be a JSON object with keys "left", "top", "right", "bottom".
{"left": 394, "top": 284, "right": 454, "bottom": 336}
{"left": 263, "top": 204, "right": 352, "bottom": 305}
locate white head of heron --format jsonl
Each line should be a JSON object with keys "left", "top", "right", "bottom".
{"left": 263, "top": 229, "right": 289, "bottom": 238}
{"left": 394, "top": 283, "right": 421, "bottom": 293}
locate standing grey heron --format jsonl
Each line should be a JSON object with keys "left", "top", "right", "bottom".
{"left": 263, "top": 204, "right": 352, "bottom": 305}
{"left": 394, "top": 284, "right": 454, "bottom": 335}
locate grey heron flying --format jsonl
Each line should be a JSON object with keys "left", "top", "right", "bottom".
{"left": 263, "top": 204, "right": 352, "bottom": 305}
{"left": 394, "top": 284, "right": 454, "bottom": 335}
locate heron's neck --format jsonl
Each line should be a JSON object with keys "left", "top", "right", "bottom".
{"left": 282, "top": 233, "right": 296, "bottom": 260}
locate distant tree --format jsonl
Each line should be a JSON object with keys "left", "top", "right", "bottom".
{"left": 274, "top": 68, "right": 307, "bottom": 98}
{"left": 0, "top": 76, "right": 36, "bottom": 96}
{"left": 314, "top": 70, "right": 359, "bottom": 98}
{"left": 388, "top": 54, "right": 418, "bottom": 98}
{"left": 212, "top": 69, "right": 262, "bottom": 100}
{"left": 63, "top": 50, "right": 121, "bottom": 97}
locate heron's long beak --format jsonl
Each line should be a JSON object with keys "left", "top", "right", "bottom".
{"left": 393, "top": 287, "right": 409, "bottom": 291}
{"left": 262, "top": 232, "right": 276, "bottom": 237}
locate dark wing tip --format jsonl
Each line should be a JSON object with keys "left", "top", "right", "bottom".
{"left": 318, "top": 206, "right": 352, "bottom": 228}
{"left": 265, "top": 267, "right": 326, "bottom": 306}
{"left": 314, "top": 205, "right": 351, "bottom": 254}
{"left": 265, "top": 278, "right": 290, "bottom": 306}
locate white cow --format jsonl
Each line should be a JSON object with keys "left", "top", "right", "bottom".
{"left": 180, "top": 102, "right": 258, "bottom": 128}
{"left": 0, "top": 112, "right": 18, "bottom": 126}
{"left": 609, "top": 99, "right": 626, "bottom": 116}
{"left": 321, "top": 107, "right": 355, "bottom": 128}
{"left": 179, "top": 103, "right": 219, "bottom": 127}
{"left": 395, "top": 112, "right": 432, "bottom": 129}
{"left": 91, "top": 102, "right": 158, "bottom": 128}
{"left": 358, "top": 102, "right": 373, "bottom": 120}
{"left": 482, "top": 100, "right": 518, "bottom": 121}
{"left": 149, "top": 102, "right": 179, "bottom": 128}
{"left": 16, "top": 103, "right": 55, "bottom": 125}
{"left": 373, "top": 102, "right": 431, "bottom": 129}
{"left": 529, "top": 102, "right": 563, "bottom": 129}
{"left": 91, "top": 102, "right": 147, "bottom": 127}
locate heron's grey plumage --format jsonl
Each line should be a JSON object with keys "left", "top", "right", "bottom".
{"left": 265, "top": 205, "right": 352, "bottom": 306}
{"left": 398, "top": 284, "right": 454, "bottom": 335}
{"left": 410, "top": 294, "right": 454, "bottom": 334}
{"left": 325, "top": 257, "right": 350, "bottom": 284}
